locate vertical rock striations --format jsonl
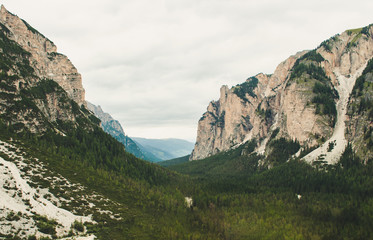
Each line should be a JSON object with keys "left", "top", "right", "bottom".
{"left": 191, "top": 24, "right": 373, "bottom": 162}
{"left": 0, "top": 5, "right": 85, "bottom": 106}
{"left": 0, "top": 5, "right": 93, "bottom": 133}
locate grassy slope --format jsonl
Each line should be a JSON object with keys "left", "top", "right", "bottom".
{"left": 158, "top": 155, "right": 190, "bottom": 167}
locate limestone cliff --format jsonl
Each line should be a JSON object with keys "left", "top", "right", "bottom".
{"left": 346, "top": 55, "right": 373, "bottom": 163}
{"left": 0, "top": 5, "right": 85, "bottom": 106}
{"left": 0, "top": 6, "right": 93, "bottom": 133}
{"left": 191, "top": 24, "right": 373, "bottom": 162}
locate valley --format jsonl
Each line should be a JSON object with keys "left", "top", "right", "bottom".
{"left": 0, "top": 3, "right": 373, "bottom": 240}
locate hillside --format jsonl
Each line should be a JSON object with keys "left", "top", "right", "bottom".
{"left": 1, "top": 4, "right": 373, "bottom": 240}
{"left": 86, "top": 102, "right": 160, "bottom": 162}
{"left": 191, "top": 25, "right": 373, "bottom": 165}
{"left": 157, "top": 155, "right": 190, "bottom": 167}
{"left": 0, "top": 5, "right": 194, "bottom": 239}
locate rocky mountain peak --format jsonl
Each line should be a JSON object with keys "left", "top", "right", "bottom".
{"left": 0, "top": 5, "right": 85, "bottom": 106}
{"left": 191, "top": 24, "right": 373, "bottom": 163}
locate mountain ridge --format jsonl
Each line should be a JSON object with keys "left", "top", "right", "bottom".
{"left": 191, "top": 24, "right": 373, "bottom": 165}
{"left": 132, "top": 137, "right": 194, "bottom": 161}
{"left": 86, "top": 101, "right": 163, "bottom": 162}
{"left": 1, "top": 5, "right": 373, "bottom": 240}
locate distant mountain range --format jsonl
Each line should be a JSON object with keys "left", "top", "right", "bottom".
{"left": 132, "top": 137, "right": 194, "bottom": 161}
{"left": 86, "top": 102, "right": 194, "bottom": 162}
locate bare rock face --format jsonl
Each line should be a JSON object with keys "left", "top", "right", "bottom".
{"left": 0, "top": 5, "right": 85, "bottom": 106}
{"left": 190, "top": 53, "right": 304, "bottom": 160}
{"left": 191, "top": 24, "right": 373, "bottom": 161}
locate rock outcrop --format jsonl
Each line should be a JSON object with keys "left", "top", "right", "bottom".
{"left": 191, "top": 24, "right": 373, "bottom": 162}
{"left": 0, "top": 5, "right": 85, "bottom": 106}
{"left": 0, "top": 6, "right": 93, "bottom": 133}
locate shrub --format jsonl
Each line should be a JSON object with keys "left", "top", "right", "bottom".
{"left": 72, "top": 220, "right": 85, "bottom": 232}
{"left": 33, "top": 215, "right": 57, "bottom": 235}
{"left": 233, "top": 77, "right": 258, "bottom": 102}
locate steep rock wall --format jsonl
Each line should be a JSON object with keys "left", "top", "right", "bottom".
{"left": 0, "top": 5, "right": 85, "bottom": 106}
{"left": 191, "top": 25, "right": 373, "bottom": 162}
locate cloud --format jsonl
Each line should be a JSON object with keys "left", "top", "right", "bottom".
{"left": 2, "top": 0, "right": 373, "bottom": 141}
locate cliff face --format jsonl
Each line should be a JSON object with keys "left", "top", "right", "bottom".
{"left": 346, "top": 57, "right": 373, "bottom": 163}
{"left": 191, "top": 52, "right": 305, "bottom": 160}
{"left": 0, "top": 6, "right": 93, "bottom": 133}
{"left": 0, "top": 5, "right": 85, "bottom": 106}
{"left": 191, "top": 25, "right": 373, "bottom": 162}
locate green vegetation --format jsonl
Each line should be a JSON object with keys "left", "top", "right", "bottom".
{"left": 158, "top": 155, "right": 190, "bottom": 167}
{"left": 266, "top": 137, "right": 300, "bottom": 165}
{"left": 312, "top": 81, "right": 338, "bottom": 125}
{"left": 297, "top": 50, "right": 325, "bottom": 63}
{"left": 255, "top": 105, "right": 273, "bottom": 122}
{"left": 5, "top": 211, "right": 21, "bottom": 221}
{"left": 350, "top": 58, "right": 373, "bottom": 122}
{"left": 2, "top": 17, "right": 373, "bottom": 240}
{"left": 27, "top": 236, "right": 37, "bottom": 240}
{"left": 361, "top": 24, "right": 373, "bottom": 37}
{"left": 346, "top": 25, "right": 373, "bottom": 49}
{"left": 71, "top": 220, "right": 85, "bottom": 232}
{"left": 289, "top": 49, "right": 338, "bottom": 126}
{"left": 210, "top": 110, "right": 225, "bottom": 127}
{"left": 166, "top": 140, "right": 373, "bottom": 239}
{"left": 346, "top": 28, "right": 363, "bottom": 35}
{"left": 170, "top": 141, "right": 258, "bottom": 177}
{"left": 33, "top": 215, "right": 57, "bottom": 235}
{"left": 348, "top": 57, "right": 373, "bottom": 156}
{"left": 290, "top": 63, "right": 328, "bottom": 82}
{"left": 233, "top": 76, "right": 258, "bottom": 102}
{"left": 318, "top": 34, "right": 340, "bottom": 52}
{"left": 347, "top": 32, "right": 363, "bottom": 49}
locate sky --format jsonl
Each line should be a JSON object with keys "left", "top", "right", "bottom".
{"left": 1, "top": 0, "right": 373, "bottom": 142}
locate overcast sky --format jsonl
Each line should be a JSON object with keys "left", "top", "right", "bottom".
{"left": 2, "top": 0, "right": 373, "bottom": 142}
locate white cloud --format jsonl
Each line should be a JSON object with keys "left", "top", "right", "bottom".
{"left": 2, "top": 0, "right": 373, "bottom": 141}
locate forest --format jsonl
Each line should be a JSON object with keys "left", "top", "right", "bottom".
{"left": 1, "top": 17, "right": 373, "bottom": 239}
{"left": 2, "top": 119, "right": 373, "bottom": 239}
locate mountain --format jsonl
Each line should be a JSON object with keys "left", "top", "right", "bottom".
{"left": 0, "top": 4, "right": 93, "bottom": 134}
{"left": 0, "top": 5, "right": 189, "bottom": 239}
{"left": 86, "top": 101, "right": 160, "bottom": 161}
{"left": 2, "top": 4, "right": 373, "bottom": 239}
{"left": 132, "top": 137, "right": 195, "bottom": 161}
{"left": 191, "top": 25, "right": 373, "bottom": 166}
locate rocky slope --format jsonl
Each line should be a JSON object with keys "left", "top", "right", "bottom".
{"left": 346, "top": 57, "right": 373, "bottom": 163}
{"left": 0, "top": 5, "right": 93, "bottom": 134}
{"left": 191, "top": 25, "right": 373, "bottom": 163}
{"left": 0, "top": 5, "right": 85, "bottom": 106}
{"left": 0, "top": 6, "right": 187, "bottom": 239}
